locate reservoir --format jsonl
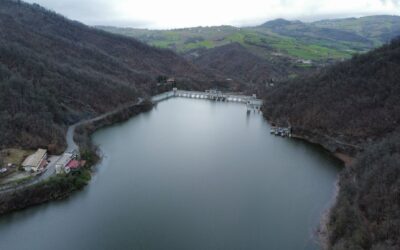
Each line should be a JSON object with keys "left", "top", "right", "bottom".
{"left": 0, "top": 98, "right": 341, "bottom": 250}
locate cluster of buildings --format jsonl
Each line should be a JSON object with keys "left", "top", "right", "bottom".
{"left": 20, "top": 148, "right": 85, "bottom": 175}
{"left": 55, "top": 152, "right": 85, "bottom": 175}
{"left": 270, "top": 127, "right": 292, "bottom": 137}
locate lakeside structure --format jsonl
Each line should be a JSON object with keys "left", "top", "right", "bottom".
{"left": 55, "top": 151, "right": 83, "bottom": 175}
{"left": 270, "top": 127, "right": 292, "bottom": 137}
{"left": 152, "top": 88, "right": 263, "bottom": 112}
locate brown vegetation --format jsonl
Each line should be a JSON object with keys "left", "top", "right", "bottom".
{"left": 0, "top": 0, "right": 225, "bottom": 154}
{"left": 263, "top": 38, "right": 400, "bottom": 152}
{"left": 191, "top": 43, "right": 309, "bottom": 90}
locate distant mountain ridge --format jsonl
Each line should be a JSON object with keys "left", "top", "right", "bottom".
{"left": 259, "top": 18, "right": 372, "bottom": 44}
{"left": 312, "top": 15, "right": 400, "bottom": 44}
{"left": 98, "top": 15, "right": 400, "bottom": 84}
{"left": 98, "top": 15, "right": 400, "bottom": 60}
{"left": 260, "top": 18, "right": 294, "bottom": 27}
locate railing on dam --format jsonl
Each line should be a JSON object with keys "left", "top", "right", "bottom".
{"left": 151, "top": 89, "right": 263, "bottom": 111}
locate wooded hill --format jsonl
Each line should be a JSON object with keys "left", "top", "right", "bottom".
{"left": 0, "top": 0, "right": 225, "bottom": 153}
{"left": 263, "top": 38, "right": 400, "bottom": 249}
{"left": 263, "top": 38, "right": 400, "bottom": 149}
{"left": 191, "top": 43, "right": 303, "bottom": 89}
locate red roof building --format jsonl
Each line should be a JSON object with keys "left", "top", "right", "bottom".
{"left": 66, "top": 160, "right": 81, "bottom": 169}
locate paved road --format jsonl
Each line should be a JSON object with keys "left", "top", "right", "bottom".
{"left": 0, "top": 91, "right": 253, "bottom": 194}
{"left": 151, "top": 91, "right": 175, "bottom": 103}
{"left": 0, "top": 155, "right": 59, "bottom": 193}
{"left": 0, "top": 99, "right": 145, "bottom": 194}
{"left": 37, "top": 156, "right": 60, "bottom": 181}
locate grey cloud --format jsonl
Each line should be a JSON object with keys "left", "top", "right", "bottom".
{"left": 25, "top": 0, "right": 119, "bottom": 24}
{"left": 26, "top": 0, "right": 157, "bottom": 28}
{"left": 25, "top": 0, "right": 400, "bottom": 29}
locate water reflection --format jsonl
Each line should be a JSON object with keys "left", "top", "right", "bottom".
{"left": 0, "top": 98, "right": 340, "bottom": 250}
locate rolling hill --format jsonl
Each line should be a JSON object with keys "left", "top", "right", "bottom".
{"left": 313, "top": 15, "right": 400, "bottom": 46}
{"left": 98, "top": 15, "right": 400, "bottom": 85}
{"left": 98, "top": 15, "right": 400, "bottom": 64}
{"left": 263, "top": 38, "right": 400, "bottom": 148}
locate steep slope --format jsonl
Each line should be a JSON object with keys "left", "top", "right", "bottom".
{"left": 263, "top": 39, "right": 400, "bottom": 249}
{"left": 191, "top": 43, "right": 305, "bottom": 85}
{"left": 327, "top": 133, "right": 400, "bottom": 249}
{"left": 263, "top": 38, "right": 400, "bottom": 148}
{"left": 0, "top": 0, "right": 217, "bottom": 152}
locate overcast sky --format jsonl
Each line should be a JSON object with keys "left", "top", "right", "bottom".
{"left": 25, "top": 0, "right": 400, "bottom": 29}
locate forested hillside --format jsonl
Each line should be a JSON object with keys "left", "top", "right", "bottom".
{"left": 0, "top": 0, "right": 219, "bottom": 152}
{"left": 191, "top": 43, "right": 306, "bottom": 85}
{"left": 328, "top": 131, "right": 400, "bottom": 249}
{"left": 263, "top": 38, "right": 400, "bottom": 148}
{"left": 263, "top": 38, "right": 400, "bottom": 249}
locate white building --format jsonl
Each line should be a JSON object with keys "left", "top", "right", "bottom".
{"left": 22, "top": 149, "right": 47, "bottom": 172}
{"left": 55, "top": 164, "right": 71, "bottom": 175}
{"left": 55, "top": 153, "right": 74, "bottom": 175}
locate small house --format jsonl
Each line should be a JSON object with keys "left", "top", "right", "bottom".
{"left": 56, "top": 164, "right": 70, "bottom": 175}
{"left": 66, "top": 160, "right": 82, "bottom": 172}
{"left": 57, "top": 153, "right": 74, "bottom": 166}
{"left": 55, "top": 153, "right": 74, "bottom": 175}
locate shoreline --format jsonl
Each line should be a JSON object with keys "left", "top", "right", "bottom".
{"left": 262, "top": 115, "right": 359, "bottom": 250}
{"left": 290, "top": 134, "right": 355, "bottom": 167}
{"left": 316, "top": 178, "right": 340, "bottom": 249}
{"left": 0, "top": 100, "right": 153, "bottom": 216}
{"left": 285, "top": 132, "right": 358, "bottom": 249}
{"left": 1, "top": 95, "right": 353, "bottom": 248}
{"left": 288, "top": 132, "right": 353, "bottom": 249}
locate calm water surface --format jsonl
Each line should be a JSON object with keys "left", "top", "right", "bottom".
{"left": 0, "top": 98, "right": 341, "bottom": 250}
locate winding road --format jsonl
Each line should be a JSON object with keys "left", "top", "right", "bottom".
{"left": 0, "top": 98, "right": 145, "bottom": 194}
{"left": 0, "top": 91, "right": 254, "bottom": 194}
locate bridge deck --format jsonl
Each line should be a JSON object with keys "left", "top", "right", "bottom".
{"left": 151, "top": 90, "right": 263, "bottom": 109}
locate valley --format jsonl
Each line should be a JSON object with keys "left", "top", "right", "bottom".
{"left": 0, "top": 0, "right": 399, "bottom": 249}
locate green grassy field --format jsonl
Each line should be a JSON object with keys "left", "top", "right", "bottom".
{"left": 98, "top": 15, "right": 400, "bottom": 64}
{"left": 0, "top": 148, "right": 33, "bottom": 166}
{"left": 129, "top": 28, "right": 353, "bottom": 61}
